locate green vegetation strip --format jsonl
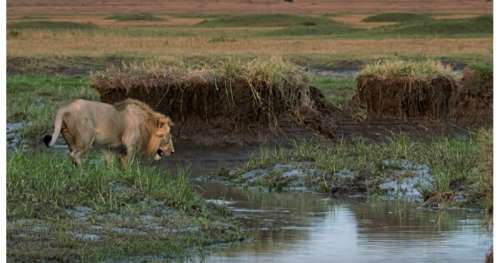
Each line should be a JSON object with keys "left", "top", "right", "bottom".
{"left": 197, "top": 14, "right": 333, "bottom": 27}
{"left": 7, "top": 151, "right": 240, "bottom": 261}
{"left": 8, "top": 21, "right": 98, "bottom": 30}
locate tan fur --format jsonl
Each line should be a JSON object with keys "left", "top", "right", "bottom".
{"left": 45, "top": 99, "right": 174, "bottom": 166}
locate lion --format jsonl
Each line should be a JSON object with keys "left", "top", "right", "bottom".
{"left": 42, "top": 99, "right": 174, "bottom": 167}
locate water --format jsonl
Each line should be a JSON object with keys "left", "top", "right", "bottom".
{"left": 195, "top": 182, "right": 492, "bottom": 263}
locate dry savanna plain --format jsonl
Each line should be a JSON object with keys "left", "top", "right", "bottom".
{"left": 6, "top": 0, "right": 494, "bottom": 261}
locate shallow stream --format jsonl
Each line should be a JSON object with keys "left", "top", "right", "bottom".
{"left": 195, "top": 182, "right": 492, "bottom": 263}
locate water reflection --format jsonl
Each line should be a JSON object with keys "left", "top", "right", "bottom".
{"left": 196, "top": 183, "right": 491, "bottom": 263}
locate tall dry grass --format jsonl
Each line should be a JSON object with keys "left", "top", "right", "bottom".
{"left": 7, "top": 30, "right": 493, "bottom": 58}
{"left": 360, "top": 60, "right": 458, "bottom": 79}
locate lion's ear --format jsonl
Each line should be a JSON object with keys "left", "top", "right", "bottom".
{"left": 156, "top": 118, "right": 168, "bottom": 128}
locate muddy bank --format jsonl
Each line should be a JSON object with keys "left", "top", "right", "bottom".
{"left": 215, "top": 159, "right": 442, "bottom": 203}
{"left": 91, "top": 59, "right": 339, "bottom": 146}
{"left": 350, "top": 64, "right": 492, "bottom": 128}
{"left": 450, "top": 67, "right": 493, "bottom": 127}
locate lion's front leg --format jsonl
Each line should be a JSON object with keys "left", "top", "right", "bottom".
{"left": 119, "top": 132, "right": 139, "bottom": 168}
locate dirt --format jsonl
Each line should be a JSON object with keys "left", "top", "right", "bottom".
{"left": 353, "top": 75, "right": 456, "bottom": 121}
{"left": 351, "top": 67, "right": 492, "bottom": 128}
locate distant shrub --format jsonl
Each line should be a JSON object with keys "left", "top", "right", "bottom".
{"left": 208, "top": 36, "right": 237, "bottom": 43}
{"left": 302, "top": 21, "right": 317, "bottom": 26}
{"left": 8, "top": 30, "right": 20, "bottom": 37}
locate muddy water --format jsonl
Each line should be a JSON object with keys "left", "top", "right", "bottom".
{"left": 195, "top": 182, "right": 492, "bottom": 263}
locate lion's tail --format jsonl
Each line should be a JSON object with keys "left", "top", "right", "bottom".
{"left": 43, "top": 108, "right": 66, "bottom": 147}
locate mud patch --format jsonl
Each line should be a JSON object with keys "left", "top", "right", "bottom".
{"left": 219, "top": 159, "right": 435, "bottom": 201}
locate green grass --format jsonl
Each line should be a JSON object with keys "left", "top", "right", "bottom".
{"left": 468, "top": 61, "right": 493, "bottom": 81}
{"left": 7, "top": 151, "right": 206, "bottom": 218}
{"left": 377, "top": 15, "right": 492, "bottom": 36}
{"left": 362, "top": 13, "right": 431, "bottom": 23}
{"left": 7, "top": 151, "right": 241, "bottom": 261}
{"left": 197, "top": 14, "right": 333, "bottom": 27}
{"left": 262, "top": 22, "right": 361, "bottom": 37}
{"left": 7, "top": 75, "right": 96, "bottom": 139}
{"left": 262, "top": 14, "right": 491, "bottom": 38}
{"left": 242, "top": 130, "right": 492, "bottom": 207}
{"left": 106, "top": 13, "right": 164, "bottom": 21}
{"left": 8, "top": 21, "right": 98, "bottom": 30}
{"left": 311, "top": 76, "right": 356, "bottom": 108}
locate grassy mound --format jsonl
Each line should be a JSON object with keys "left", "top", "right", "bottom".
{"left": 8, "top": 21, "right": 98, "bottom": 30}
{"left": 105, "top": 13, "right": 164, "bottom": 21}
{"left": 362, "top": 13, "right": 430, "bottom": 23}
{"left": 197, "top": 14, "right": 332, "bottom": 27}
{"left": 354, "top": 60, "right": 458, "bottom": 120}
{"left": 91, "top": 57, "right": 336, "bottom": 143}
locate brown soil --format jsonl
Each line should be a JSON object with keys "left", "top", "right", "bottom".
{"left": 450, "top": 68, "right": 493, "bottom": 127}
{"left": 353, "top": 76, "right": 456, "bottom": 121}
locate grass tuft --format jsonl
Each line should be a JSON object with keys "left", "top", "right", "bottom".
{"left": 360, "top": 60, "right": 457, "bottom": 79}
{"left": 467, "top": 61, "right": 493, "bottom": 81}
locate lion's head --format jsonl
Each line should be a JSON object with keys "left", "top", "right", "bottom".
{"left": 147, "top": 114, "right": 175, "bottom": 160}
{"left": 114, "top": 99, "right": 175, "bottom": 161}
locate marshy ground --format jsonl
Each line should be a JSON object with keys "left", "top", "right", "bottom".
{"left": 6, "top": 1, "right": 493, "bottom": 261}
